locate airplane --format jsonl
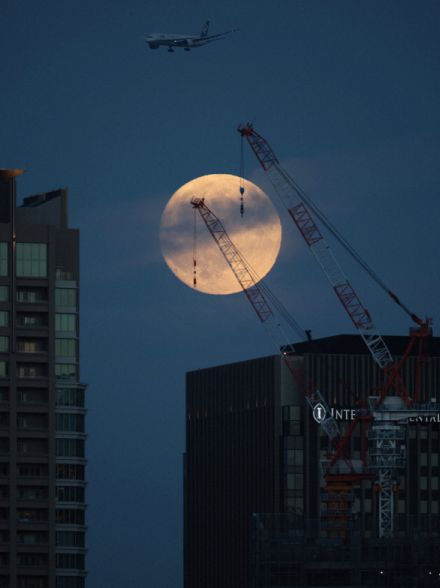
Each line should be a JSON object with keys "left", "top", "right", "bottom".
{"left": 145, "top": 21, "right": 237, "bottom": 52}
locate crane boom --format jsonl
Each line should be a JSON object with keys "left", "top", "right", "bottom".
{"left": 191, "top": 196, "right": 339, "bottom": 441}
{"left": 238, "top": 123, "right": 395, "bottom": 369}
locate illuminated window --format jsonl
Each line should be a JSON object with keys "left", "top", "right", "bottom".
{"left": 16, "top": 243, "right": 47, "bottom": 277}
{"left": 0, "top": 244, "right": 7, "bottom": 277}
{"left": 0, "top": 287, "right": 8, "bottom": 302}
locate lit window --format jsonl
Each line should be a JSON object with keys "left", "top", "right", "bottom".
{"left": 0, "top": 244, "right": 7, "bottom": 277}
{"left": 16, "top": 243, "right": 47, "bottom": 278}
{"left": 0, "top": 286, "right": 8, "bottom": 302}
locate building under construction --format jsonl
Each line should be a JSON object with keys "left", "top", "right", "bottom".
{"left": 184, "top": 334, "right": 440, "bottom": 588}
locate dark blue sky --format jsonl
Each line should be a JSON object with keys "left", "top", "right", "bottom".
{"left": 2, "top": 1, "right": 440, "bottom": 586}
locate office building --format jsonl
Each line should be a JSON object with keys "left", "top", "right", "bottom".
{"left": 184, "top": 334, "right": 440, "bottom": 587}
{"left": 0, "top": 170, "right": 86, "bottom": 588}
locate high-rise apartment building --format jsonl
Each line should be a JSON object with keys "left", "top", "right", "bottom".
{"left": 184, "top": 334, "right": 440, "bottom": 588}
{"left": 0, "top": 171, "right": 86, "bottom": 588}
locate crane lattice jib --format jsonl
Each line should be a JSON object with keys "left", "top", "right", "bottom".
{"left": 238, "top": 123, "right": 393, "bottom": 370}
{"left": 191, "top": 197, "right": 273, "bottom": 323}
{"left": 191, "top": 196, "right": 340, "bottom": 441}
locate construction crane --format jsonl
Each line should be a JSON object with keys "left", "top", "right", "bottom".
{"left": 238, "top": 122, "right": 435, "bottom": 538}
{"left": 191, "top": 196, "right": 373, "bottom": 540}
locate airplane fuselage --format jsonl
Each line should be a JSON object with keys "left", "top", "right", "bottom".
{"left": 145, "top": 21, "right": 236, "bottom": 52}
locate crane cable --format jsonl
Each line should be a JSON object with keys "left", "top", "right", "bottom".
{"left": 193, "top": 207, "right": 197, "bottom": 288}
{"left": 239, "top": 135, "right": 245, "bottom": 216}
{"left": 277, "top": 166, "right": 424, "bottom": 326}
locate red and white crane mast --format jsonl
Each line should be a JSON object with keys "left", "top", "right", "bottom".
{"left": 238, "top": 123, "right": 435, "bottom": 539}
{"left": 238, "top": 123, "right": 394, "bottom": 370}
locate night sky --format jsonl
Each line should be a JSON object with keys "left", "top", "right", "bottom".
{"left": 2, "top": 1, "right": 440, "bottom": 586}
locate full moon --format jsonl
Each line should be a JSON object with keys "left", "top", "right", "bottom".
{"left": 160, "top": 174, "right": 282, "bottom": 295}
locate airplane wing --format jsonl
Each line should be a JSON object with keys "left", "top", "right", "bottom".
{"left": 203, "top": 28, "right": 238, "bottom": 41}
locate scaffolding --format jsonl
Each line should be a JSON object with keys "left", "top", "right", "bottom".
{"left": 253, "top": 514, "right": 440, "bottom": 588}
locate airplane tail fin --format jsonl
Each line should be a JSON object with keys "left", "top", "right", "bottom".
{"left": 201, "top": 20, "right": 210, "bottom": 37}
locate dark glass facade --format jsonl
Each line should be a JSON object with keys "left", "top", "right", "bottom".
{"left": 0, "top": 172, "right": 86, "bottom": 588}
{"left": 184, "top": 334, "right": 440, "bottom": 588}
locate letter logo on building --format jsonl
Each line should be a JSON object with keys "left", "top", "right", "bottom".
{"left": 313, "top": 403, "right": 327, "bottom": 424}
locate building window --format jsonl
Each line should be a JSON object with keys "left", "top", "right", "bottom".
{"left": 16, "top": 243, "right": 47, "bottom": 278}
{"left": 0, "top": 362, "right": 7, "bottom": 378}
{"left": 55, "top": 508, "right": 85, "bottom": 525}
{"left": 55, "top": 577, "right": 85, "bottom": 588}
{"left": 17, "top": 388, "right": 47, "bottom": 404}
{"left": 55, "top": 553, "right": 85, "bottom": 570}
{"left": 0, "top": 439, "right": 9, "bottom": 454}
{"left": 56, "top": 530, "right": 85, "bottom": 547}
{"left": 17, "top": 531, "right": 48, "bottom": 545}
{"left": 17, "top": 576, "right": 48, "bottom": 588}
{"left": 0, "top": 286, "right": 8, "bottom": 302}
{"left": 56, "top": 464, "right": 84, "bottom": 481}
{"left": 17, "top": 413, "right": 48, "bottom": 429}
{"left": 17, "top": 509, "right": 48, "bottom": 523}
{"left": 56, "top": 388, "right": 84, "bottom": 407}
{"left": 56, "top": 364, "right": 77, "bottom": 380}
{"left": 0, "top": 244, "right": 7, "bottom": 277}
{"left": 56, "top": 413, "right": 84, "bottom": 433}
{"left": 17, "top": 313, "right": 47, "bottom": 328}
{"left": 17, "top": 486, "right": 48, "bottom": 500}
{"left": 16, "top": 552, "right": 48, "bottom": 567}
{"left": 17, "top": 339, "right": 47, "bottom": 353}
{"left": 17, "top": 287, "right": 47, "bottom": 303}
{"left": 56, "top": 439, "right": 84, "bottom": 458}
{"left": 0, "top": 312, "right": 8, "bottom": 327}
{"left": 17, "top": 439, "right": 48, "bottom": 456}
{"left": 17, "top": 364, "right": 47, "bottom": 378}
{"left": 56, "top": 486, "right": 85, "bottom": 503}
{"left": 55, "top": 288, "right": 77, "bottom": 307}
{"left": 17, "top": 464, "right": 48, "bottom": 478}
{"left": 0, "top": 337, "right": 8, "bottom": 353}
{"left": 55, "top": 314, "right": 76, "bottom": 333}
{"left": 55, "top": 339, "right": 76, "bottom": 357}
